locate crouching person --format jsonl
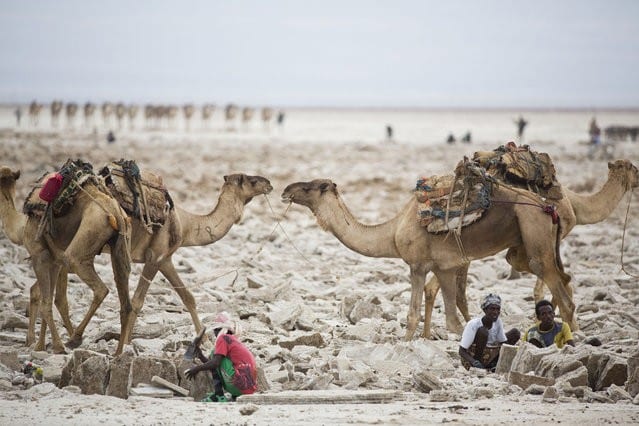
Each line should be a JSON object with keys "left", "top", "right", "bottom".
{"left": 185, "top": 312, "right": 257, "bottom": 402}
{"left": 459, "top": 293, "right": 521, "bottom": 372}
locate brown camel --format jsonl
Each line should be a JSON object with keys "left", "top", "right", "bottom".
{"left": 281, "top": 178, "right": 576, "bottom": 340}
{"left": 0, "top": 164, "right": 133, "bottom": 354}
{"left": 183, "top": 104, "right": 195, "bottom": 131}
{"left": 29, "top": 101, "right": 42, "bottom": 127}
{"left": 201, "top": 104, "right": 215, "bottom": 128}
{"left": 83, "top": 102, "right": 96, "bottom": 129}
{"left": 127, "top": 104, "right": 139, "bottom": 130}
{"left": 422, "top": 159, "right": 638, "bottom": 338}
{"left": 24, "top": 171, "right": 273, "bottom": 345}
{"left": 115, "top": 103, "right": 127, "bottom": 129}
{"left": 50, "top": 100, "right": 63, "bottom": 128}
{"left": 65, "top": 103, "right": 78, "bottom": 128}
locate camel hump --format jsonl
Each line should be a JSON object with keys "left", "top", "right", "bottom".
{"left": 473, "top": 143, "right": 563, "bottom": 200}
{"left": 99, "top": 159, "right": 174, "bottom": 228}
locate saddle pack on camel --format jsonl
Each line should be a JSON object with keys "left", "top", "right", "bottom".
{"left": 472, "top": 142, "right": 562, "bottom": 200}
{"left": 23, "top": 159, "right": 100, "bottom": 219}
{"left": 415, "top": 159, "right": 493, "bottom": 234}
{"left": 99, "top": 159, "right": 173, "bottom": 230}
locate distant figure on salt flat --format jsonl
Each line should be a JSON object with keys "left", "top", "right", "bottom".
{"left": 589, "top": 117, "right": 601, "bottom": 145}
{"left": 386, "top": 124, "right": 393, "bottom": 141}
{"left": 107, "top": 130, "right": 116, "bottom": 144}
{"left": 277, "top": 110, "right": 285, "bottom": 128}
{"left": 461, "top": 131, "right": 472, "bottom": 144}
{"left": 14, "top": 107, "right": 22, "bottom": 127}
{"left": 446, "top": 133, "right": 456, "bottom": 144}
{"left": 514, "top": 115, "right": 528, "bottom": 140}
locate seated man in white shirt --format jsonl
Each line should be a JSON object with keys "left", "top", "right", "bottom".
{"left": 459, "top": 293, "right": 521, "bottom": 371}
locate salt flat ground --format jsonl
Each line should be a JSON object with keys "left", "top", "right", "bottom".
{"left": 0, "top": 108, "right": 638, "bottom": 425}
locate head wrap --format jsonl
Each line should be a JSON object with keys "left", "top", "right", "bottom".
{"left": 210, "top": 311, "right": 241, "bottom": 339}
{"left": 481, "top": 293, "right": 502, "bottom": 310}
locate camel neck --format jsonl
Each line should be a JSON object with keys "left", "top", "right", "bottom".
{"left": 178, "top": 191, "right": 245, "bottom": 247}
{"left": 0, "top": 188, "right": 26, "bottom": 244}
{"left": 566, "top": 172, "right": 628, "bottom": 225}
{"left": 313, "top": 194, "right": 403, "bottom": 258}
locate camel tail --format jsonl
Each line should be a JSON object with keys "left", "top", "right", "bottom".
{"left": 554, "top": 217, "right": 571, "bottom": 284}
{"left": 111, "top": 214, "right": 132, "bottom": 280}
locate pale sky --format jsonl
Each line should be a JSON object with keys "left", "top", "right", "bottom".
{"left": 1, "top": 0, "right": 638, "bottom": 108}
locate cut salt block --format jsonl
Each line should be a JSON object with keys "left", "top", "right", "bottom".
{"left": 237, "top": 389, "right": 402, "bottom": 405}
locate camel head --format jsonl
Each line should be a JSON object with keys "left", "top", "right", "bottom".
{"left": 0, "top": 166, "right": 20, "bottom": 199}
{"left": 222, "top": 174, "right": 273, "bottom": 204}
{"left": 281, "top": 179, "right": 337, "bottom": 209}
{"left": 608, "top": 159, "right": 639, "bottom": 191}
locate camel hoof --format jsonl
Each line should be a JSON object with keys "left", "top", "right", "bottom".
{"left": 52, "top": 345, "right": 67, "bottom": 354}
{"left": 65, "top": 336, "right": 83, "bottom": 349}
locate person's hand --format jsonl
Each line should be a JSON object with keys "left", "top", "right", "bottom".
{"left": 185, "top": 366, "right": 200, "bottom": 380}
{"left": 471, "top": 359, "right": 484, "bottom": 369}
{"left": 193, "top": 346, "right": 203, "bottom": 359}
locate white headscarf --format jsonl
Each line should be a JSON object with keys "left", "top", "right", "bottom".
{"left": 481, "top": 293, "right": 502, "bottom": 310}
{"left": 210, "top": 311, "right": 241, "bottom": 340}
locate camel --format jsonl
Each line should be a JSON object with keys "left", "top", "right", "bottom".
{"left": 241, "top": 107, "right": 255, "bottom": 130}
{"left": 201, "top": 104, "right": 215, "bottom": 128}
{"left": 28, "top": 101, "right": 42, "bottom": 127}
{"left": 83, "top": 102, "right": 96, "bottom": 129}
{"left": 225, "top": 104, "right": 238, "bottom": 130}
{"left": 127, "top": 104, "right": 139, "bottom": 130}
{"left": 261, "top": 107, "right": 274, "bottom": 130}
{"left": 183, "top": 104, "right": 195, "bottom": 131}
{"left": 421, "top": 159, "right": 638, "bottom": 338}
{"left": 115, "top": 103, "right": 126, "bottom": 130}
{"left": 281, "top": 178, "right": 576, "bottom": 340}
{"left": 65, "top": 103, "right": 78, "bottom": 129}
{"left": 25, "top": 171, "right": 273, "bottom": 345}
{"left": 0, "top": 164, "right": 133, "bottom": 354}
{"left": 50, "top": 100, "right": 63, "bottom": 128}
{"left": 102, "top": 102, "right": 114, "bottom": 128}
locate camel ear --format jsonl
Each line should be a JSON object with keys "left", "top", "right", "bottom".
{"left": 14, "top": 170, "right": 20, "bottom": 180}
{"left": 608, "top": 162, "right": 613, "bottom": 169}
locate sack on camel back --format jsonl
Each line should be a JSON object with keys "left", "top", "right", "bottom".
{"left": 414, "top": 159, "right": 493, "bottom": 234}
{"left": 472, "top": 142, "right": 563, "bottom": 200}
{"left": 23, "top": 159, "right": 100, "bottom": 218}
{"left": 99, "top": 159, "right": 174, "bottom": 228}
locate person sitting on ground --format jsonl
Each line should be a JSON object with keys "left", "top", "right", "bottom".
{"left": 446, "top": 133, "right": 456, "bottom": 144}
{"left": 459, "top": 293, "right": 521, "bottom": 371}
{"left": 185, "top": 312, "right": 257, "bottom": 402}
{"left": 523, "top": 299, "right": 575, "bottom": 349}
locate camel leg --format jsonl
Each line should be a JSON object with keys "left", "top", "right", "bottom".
{"left": 27, "top": 281, "right": 40, "bottom": 346}
{"left": 455, "top": 266, "right": 471, "bottom": 322}
{"left": 54, "top": 268, "right": 74, "bottom": 336}
{"left": 159, "top": 260, "right": 203, "bottom": 334}
{"left": 122, "top": 262, "right": 160, "bottom": 346}
{"left": 405, "top": 264, "right": 428, "bottom": 341}
{"left": 64, "top": 259, "right": 108, "bottom": 348}
{"left": 422, "top": 265, "right": 470, "bottom": 339}
{"left": 110, "top": 246, "right": 132, "bottom": 355}
{"left": 422, "top": 275, "right": 439, "bottom": 339}
{"left": 433, "top": 268, "right": 464, "bottom": 335}
{"left": 30, "top": 247, "right": 65, "bottom": 353}
{"left": 533, "top": 278, "right": 546, "bottom": 302}
{"left": 518, "top": 211, "right": 577, "bottom": 331}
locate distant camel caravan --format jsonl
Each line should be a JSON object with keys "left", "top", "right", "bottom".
{"left": 24, "top": 100, "right": 274, "bottom": 132}
{"left": 281, "top": 172, "right": 576, "bottom": 341}
{"left": 0, "top": 161, "right": 272, "bottom": 354}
